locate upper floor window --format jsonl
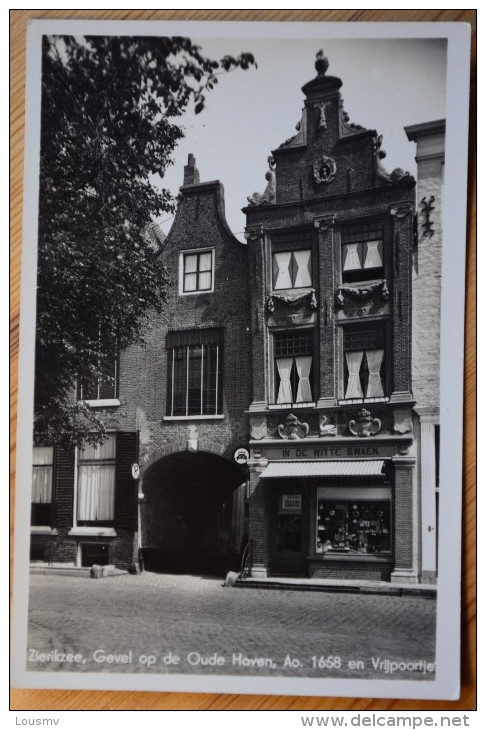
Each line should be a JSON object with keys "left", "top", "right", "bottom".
{"left": 78, "top": 338, "right": 118, "bottom": 402}
{"left": 77, "top": 435, "right": 116, "bottom": 526}
{"left": 181, "top": 249, "right": 214, "bottom": 294}
{"left": 343, "top": 323, "right": 386, "bottom": 400}
{"left": 31, "top": 446, "right": 53, "bottom": 526}
{"left": 167, "top": 329, "right": 223, "bottom": 417}
{"left": 273, "top": 249, "right": 312, "bottom": 290}
{"left": 342, "top": 224, "right": 384, "bottom": 284}
{"left": 274, "top": 329, "right": 314, "bottom": 404}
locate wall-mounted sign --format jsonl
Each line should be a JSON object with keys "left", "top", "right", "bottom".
{"left": 282, "top": 494, "right": 302, "bottom": 511}
{"left": 234, "top": 448, "right": 250, "bottom": 465}
{"left": 131, "top": 462, "right": 140, "bottom": 480}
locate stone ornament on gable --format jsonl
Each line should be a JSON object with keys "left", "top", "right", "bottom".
{"left": 278, "top": 413, "right": 309, "bottom": 440}
{"left": 314, "top": 101, "right": 331, "bottom": 130}
{"left": 348, "top": 408, "right": 381, "bottom": 437}
{"left": 313, "top": 155, "right": 337, "bottom": 185}
{"left": 373, "top": 134, "right": 413, "bottom": 186}
{"left": 319, "top": 414, "right": 337, "bottom": 436}
{"left": 247, "top": 156, "right": 276, "bottom": 206}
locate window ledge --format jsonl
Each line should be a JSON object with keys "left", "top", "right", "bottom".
{"left": 338, "top": 397, "right": 389, "bottom": 406}
{"left": 308, "top": 553, "right": 392, "bottom": 562}
{"left": 163, "top": 415, "right": 224, "bottom": 421}
{"left": 31, "top": 526, "right": 58, "bottom": 535}
{"left": 268, "top": 403, "right": 315, "bottom": 410}
{"left": 78, "top": 399, "right": 120, "bottom": 408}
{"left": 68, "top": 527, "right": 117, "bottom": 537}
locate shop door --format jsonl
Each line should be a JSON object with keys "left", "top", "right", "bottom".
{"left": 271, "top": 490, "right": 308, "bottom": 576}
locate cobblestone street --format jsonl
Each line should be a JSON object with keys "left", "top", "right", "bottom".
{"left": 26, "top": 572, "right": 436, "bottom": 681}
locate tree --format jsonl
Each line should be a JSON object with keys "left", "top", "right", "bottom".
{"left": 34, "top": 35, "right": 255, "bottom": 449}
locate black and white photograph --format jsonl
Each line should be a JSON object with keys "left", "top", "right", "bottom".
{"left": 11, "top": 19, "right": 471, "bottom": 700}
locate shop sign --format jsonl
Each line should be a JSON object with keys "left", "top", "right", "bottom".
{"left": 233, "top": 447, "right": 250, "bottom": 465}
{"left": 282, "top": 494, "right": 302, "bottom": 511}
{"left": 265, "top": 444, "right": 396, "bottom": 460}
{"left": 131, "top": 462, "right": 140, "bottom": 480}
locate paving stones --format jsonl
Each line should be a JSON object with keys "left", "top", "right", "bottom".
{"left": 26, "top": 572, "right": 436, "bottom": 680}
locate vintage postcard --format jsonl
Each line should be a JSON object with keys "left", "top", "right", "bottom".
{"left": 11, "top": 19, "right": 471, "bottom": 699}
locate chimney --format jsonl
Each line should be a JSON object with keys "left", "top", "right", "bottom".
{"left": 183, "top": 154, "right": 200, "bottom": 186}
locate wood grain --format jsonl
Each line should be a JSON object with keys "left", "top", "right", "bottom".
{"left": 10, "top": 8, "right": 476, "bottom": 712}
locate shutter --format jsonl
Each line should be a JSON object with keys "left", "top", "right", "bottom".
{"left": 54, "top": 445, "right": 75, "bottom": 530}
{"left": 114, "top": 431, "right": 138, "bottom": 531}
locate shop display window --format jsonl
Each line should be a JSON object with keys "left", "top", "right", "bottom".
{"left": 316, "top": 499, "right": 391, "bottom": 555}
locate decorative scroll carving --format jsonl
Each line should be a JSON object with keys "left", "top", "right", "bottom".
{"left": 374, "top": 135, "right": 413, "bottom": 185}
{"left": 244, "top": 224, "right": 264, "bottom": 242}
{"left": 338, "top": 97, "right": 366, "bottom": 135}
{"left": 336, "top": 280, "right": 390, "bottom": 308}
{"left": 267, "top": 289, "right": 318, "bottom": 313}
{"left": 420, "top": 195, "right": 436, "bottom": 237}
{"left": 313, "top": 155, "right": 337, "bottom": 184}
{"left": 390, "top": 203, "right": 413, "bottom": 219}
{"left": 319, "top": 414, "right": 337, "bottom": 436}
{"left": 250, "top": 416, "right": 267, "bottom": 441}
{"left": 314, "top": 214, "right": 336, "bottom": 232}
{"left": 278, "top": 413, "right": 309, "bottom": 440}
{"left": 247, "top": 157, "right": 276, "bottom": 206}
{"left": 348, "top": 409, "right": 381, "bottom": 437}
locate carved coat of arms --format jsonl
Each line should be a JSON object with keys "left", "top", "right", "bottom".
{"left": 313, "top": 155, "right": 337, "bottom": 184}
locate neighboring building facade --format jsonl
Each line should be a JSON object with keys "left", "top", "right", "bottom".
{"left": 406, "top": 120, "right": 445, "bottom": 584}
{"left": 31, "top": 156, "right": 252, "bottom": 573}
{"left": 31, "top": 56, "right": 440, "bottom": 586}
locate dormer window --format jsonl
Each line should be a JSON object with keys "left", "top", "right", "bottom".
{"left": 341, "top": 224, "right": 384, "bottom": 284}
{"left": 273, "top": 250, "right": 312, "bottom": 290}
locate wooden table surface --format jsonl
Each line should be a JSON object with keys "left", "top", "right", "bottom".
{"left": 10, "top": 9, "right": 476, "bottom": 712}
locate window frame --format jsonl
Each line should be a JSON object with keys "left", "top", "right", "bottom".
{"left": 272, "top": 248, "right": 313, "bottom": 291}
{"left": 316, "top": 489, "right": 392, "bottom": 557}
{"left": 179, "top": 248, "right": 215, "bottom": 296}
{"left": 31, "top": 445, "right": 54, "bottom": 527}
{"left": 77, "top": 337, "right": 119, "bottom": 406}
{"left": 165, "top": 328, "right": 224, "bottom": 419}
{"left": 340, "top": 222, "right": 385, "bottom": 285}
{"left": 75, "top": 433, "right": 117, "bottom": 528}
{"left": 271, "top": 327, "right": 317, "bottom": 407}
{"left": 340, "top": 320, "right": 389, "bottom": 402}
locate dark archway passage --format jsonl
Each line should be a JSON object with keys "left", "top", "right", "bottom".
{"left": 140, "top": 451, "right": 246, "bottom": 575}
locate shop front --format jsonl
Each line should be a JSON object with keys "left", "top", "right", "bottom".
{"left": 248, "top": 436, "right": 416, "bottom": 583}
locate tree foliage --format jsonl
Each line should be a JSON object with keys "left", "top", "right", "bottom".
{"left": 34, "top": 35, "right": 255, "bottom": 449}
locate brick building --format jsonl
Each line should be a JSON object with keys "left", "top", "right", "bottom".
{"left": 31, "top": 156, "right": 252, "bottom": 573}
{"left": 31, "top": 54, "right": 431, "bottom": 584}
{"left": 244, "top": 53, "right": 418, "bottom": 583}
{"left": 406, "top": 119, "right": 445, "bottom": 584}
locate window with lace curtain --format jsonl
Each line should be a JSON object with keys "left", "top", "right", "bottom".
{"left": 274, "top": 330, "right": 314, "bottom": 405}
{"left": 343, "top": 323, "right": 387, "bottom": 400}
{"left": 76, "top": 435, "right": 116, "bottom": 526}
{"left": 31, "top": 446, "right": 54, "bottom": 526}
{"left": 341, "top": 224, "right": 384, "bottom": 284}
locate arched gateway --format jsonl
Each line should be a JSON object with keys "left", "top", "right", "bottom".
{"left": 140, "top": 451, "right": 246, "bottom": 575}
